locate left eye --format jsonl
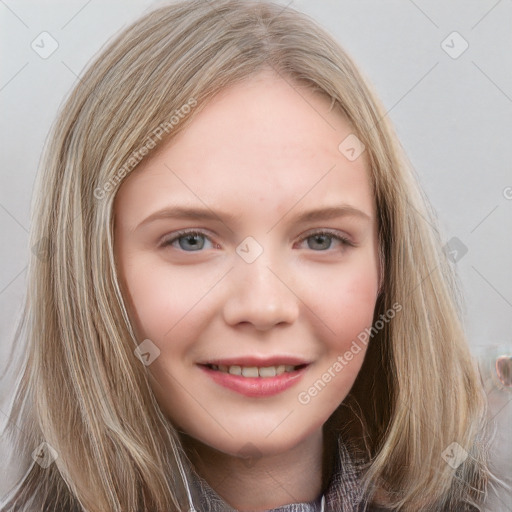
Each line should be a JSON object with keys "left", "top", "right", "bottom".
{"left": 161, "top": 231, "right": 214, "bottom": 251}
{"left": 160, "top": 230, "right": 353, "bottom": 252}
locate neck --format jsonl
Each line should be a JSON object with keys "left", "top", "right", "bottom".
{"left": 182, "top": 430, "right": 326, "bottom": 511}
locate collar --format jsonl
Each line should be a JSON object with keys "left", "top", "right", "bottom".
{"left": 188, "top": 437, "right": 367, "bottom": 512}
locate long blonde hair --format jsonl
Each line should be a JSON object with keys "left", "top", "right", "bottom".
{"left": 1, "top": 1, "right": 499, "bottom": 510}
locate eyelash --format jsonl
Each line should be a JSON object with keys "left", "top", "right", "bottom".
{"left": 159, "top": 229, "right": 354, "bottom": 252}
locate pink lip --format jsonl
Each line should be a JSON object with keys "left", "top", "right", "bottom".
{"left": 198, "top": 364, "right": 309, "bottom": 398}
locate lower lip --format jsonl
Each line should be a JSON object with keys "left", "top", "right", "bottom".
{"left": 199, "top": 365, "right": 308, "bottom": 397}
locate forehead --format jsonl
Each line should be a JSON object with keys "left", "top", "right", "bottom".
{"left": 116, "top": 73, "right": 375, "bottom": 223}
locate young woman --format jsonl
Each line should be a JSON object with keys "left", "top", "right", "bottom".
{"left": 0, "top": 1, "right": 501, "bottom": 510}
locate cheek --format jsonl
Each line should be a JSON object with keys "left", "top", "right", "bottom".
{"left": 122, "top": 258, "right": 214, "bottom": 341}
{"left": 301, "top": 252, "right": 379, "bottom": 349}
{"left": 333, "top": 273, "right": 378, "bottom": 340}
{"left": 294, "top": 264, "right": 378, "bottom": 414}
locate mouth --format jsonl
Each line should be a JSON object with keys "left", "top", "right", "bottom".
{"left": 197, "top": 357, "right": 311, "bottom": 397}
{"left": 200, "top": 363, "right": 308, "bottom": 378}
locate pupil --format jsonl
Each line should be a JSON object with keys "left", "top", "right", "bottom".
{"left": 310, "top": 234, "right": 330, "bottom": 250}
{"left": 180, "top": 234, "right": 204, "bottom": 250}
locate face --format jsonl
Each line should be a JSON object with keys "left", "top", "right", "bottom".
{"left": 114, "top": 71, "right": 380, "bottom": 459}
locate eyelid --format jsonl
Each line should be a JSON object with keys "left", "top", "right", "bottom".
{"left": 158, "top": 228, "right": 217, "bottom": 249}
{"left": 296, "top": 228, "right": 355, "bottom": 247}
{"left": 159, "top": 227, "right": 356, "bottom": 250}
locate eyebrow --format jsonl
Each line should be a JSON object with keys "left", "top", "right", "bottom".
{"left": 136, "top": 204, "right": 372, "bottom": 230}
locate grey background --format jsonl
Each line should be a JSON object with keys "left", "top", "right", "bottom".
{"left": 1, "top": 0, "right": 511, "bottom": 509}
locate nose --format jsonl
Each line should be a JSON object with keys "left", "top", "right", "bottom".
{"left": 222, "top": 249, "right": 300, "bottom": 331}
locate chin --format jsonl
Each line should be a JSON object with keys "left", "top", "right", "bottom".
{"left": 184, "top": 418, "right": 323, "bottom": 461}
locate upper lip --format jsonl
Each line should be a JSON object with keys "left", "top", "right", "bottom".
{"left": 197, "top": 355, "right": 312, "bottom": 367}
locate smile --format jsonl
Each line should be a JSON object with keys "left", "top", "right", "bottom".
{"left": 204, "top": 363, "right": 306, "bottom": 378}
{"left": 198, "top": 359, "right": 310, "bottom": 397}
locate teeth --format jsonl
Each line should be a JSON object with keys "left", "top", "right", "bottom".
{"left": 259, "top": 366, "right": 276, "bottom": 377}
{"left": 276, "top": 365, "right": 286, "bottom": 375}
{"left": 241, "top": 366, "right": 259, "bottom": 378}
{"left": 228, "top": 365, "right": 242, "bottom": 376}
{"left": 211, "top": 364, "right": 301, "bottom": 377}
